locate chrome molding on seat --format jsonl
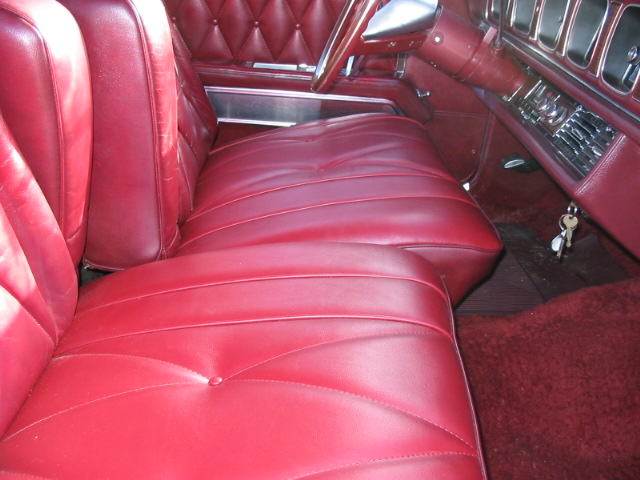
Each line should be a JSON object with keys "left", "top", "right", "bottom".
{"left": 205, "top": 86, "right": 404, "bottom": 126}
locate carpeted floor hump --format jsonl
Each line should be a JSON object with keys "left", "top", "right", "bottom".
{"left": 457, "top": 277, "right": 640, "bottom": 480}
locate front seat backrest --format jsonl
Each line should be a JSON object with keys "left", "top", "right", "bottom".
{"left": 59, "top": 0, "right": 182, "bottom": 271}
{"left": 0, "top": 114, "right": 78, "bottom": 433}
{"left": 0, "top": 0, "right": 92, "bottom": 265}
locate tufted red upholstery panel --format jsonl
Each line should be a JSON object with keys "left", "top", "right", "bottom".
{"left": 179, "top": 114, "right": 502, "bottom": 302}
{"left": 0, "top": 241, "right": 486, "bottom": 479}
{"left": 162, "top": 0, "right": 398, "bottom": 76}
{"left": 163, "top": 0, "right": 351, "bottom": 65}
{"left": 58, "top": 0, "right": 182, "bottom": 270}
{"left": 0, "top": 0, "right": 92, "bottom": 265}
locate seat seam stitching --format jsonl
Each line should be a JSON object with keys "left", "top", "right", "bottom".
{"left": 0, "top": 382, "right": 196, "bottom": 443}
{"left": 226, "top": 330, "right": 447, "bottom": 380}
{"left": 180, "top": 194, "right": 478, "bottom": 246}
{"left": 233, "top": 378, "right": 475, "bottom": 450}
{"left": 76, "top": 272, "right": 447, "bottom": 316}
{"left": 189, "top": 172, "right": 458, "bottom": 220}
{"left": 59, "top": 313, "right": 451, "bottom": 354}
{"left": 53, "top": 352, "right": 208, "bottom": 380}
{"left": 285, "top": 452, "right": 480, "bottom": 480}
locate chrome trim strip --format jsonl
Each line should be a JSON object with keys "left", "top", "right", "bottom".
{"left": 205, "top": 86, "right": 403, "bottom": 126}
{"left": 205, "top": 86, "right": 402, "bottom": 104}
{"left": 252, "top": 62, "right": 317, "bottom": 73}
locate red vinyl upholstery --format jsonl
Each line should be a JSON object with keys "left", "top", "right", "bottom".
{"left": 0, "top": 111, "right": 486, "bottom": 477}
{"left": 0, "top": 243, "right": 486, "bottom": 479}
{"left": 0, "top": 117, "right": 78, "bottom": 435}
{"left": 0, "top": 0, "right": 92, "bottom": 265}
{"left": 0, "top": 1, "right": 487, "bottom": 476}
{"left": 162, "top": 0, "right": 426, "bottom": 120}
{"left": 163, "top": 0, "right": 345, "bottom": 66}
{"left": 58, "top": 0, "right": 182, "bottom": 269}
{"left": 180, "top": 113, "right": 502, "bottom": 303}
{"left": 60, "top": 0, "right": 502, "bottom": 302}
{"left": 162, "top": 0, "right": 397, "bottom": 72}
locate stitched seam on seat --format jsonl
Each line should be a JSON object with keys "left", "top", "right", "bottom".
{"left": 208, "top": 139, "right": 439, "bottom": 175}
{"left": 403, "top": 243, "right": 503, "bottom": 254}
{"left": 76, "top": 273, "right": 447, "bottom": 315}
{"left": 189, "top": 172, "right": 461, "bottom": 220}
{"left": 0, "top": 382, "right": 197, "bottom": 443}
{"left": 202, "top": 154, "right": 448, "bottom": 178}
{"left": 286, "top": 452, "right": 480, "bottom": 480}
{"left": 233, "top": 378, "right": 476, "bottom": 451}
{"left": 180, "top": 194, "right": 479, "bottom": 246}
{"left": 52, "top": 352, "right": 209, "bottom": 381}
{"left": 3, "top": 287, "right": 56, "bottom": 347}
{"left": 226, "top": 330, "right": 447, "bottom": 380}
{"left": 211, "top": 114, "right": 425, "bottom": 154}
{"left": 0, "top": 470, "right": 55, "bottom": 480}
{"left": 60, "top": 313, "right": 450, "bottom": 355}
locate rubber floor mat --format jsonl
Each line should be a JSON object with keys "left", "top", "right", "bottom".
{"left": 456, "top": 222, "right": 627, "bottom": 316}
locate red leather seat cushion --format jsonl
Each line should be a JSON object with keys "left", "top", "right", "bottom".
{"left": 0, "top": 243, "right": 486, "bottom": 479}
{"left": 178, "top": 114, "right": 502, "bottom": 303}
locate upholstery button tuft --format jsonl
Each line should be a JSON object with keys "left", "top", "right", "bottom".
{"left": 295, "top": 23, "right": 301, "bottom": 29}
{"left": 209, "top": 376, "right": 224, "bottom": 386}
{"left": 253, "top": 21, "right": 260, "bottom": 27}
{"left": 211, "top": 19, "right": 218, "bottom": 25}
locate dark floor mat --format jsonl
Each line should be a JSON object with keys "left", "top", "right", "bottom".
{"left": 457, "top": 277, "right": 640, "bottom": 480}
{"left": 455, "top": 251, "right": 544, "bottom": 316}
{"left": 456, "top": 223, "right": 628, "bottom": 315}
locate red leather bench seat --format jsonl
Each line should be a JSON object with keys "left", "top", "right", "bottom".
{"left": 0, "top": 114, "right": 486, "bottom": 479}
{"left": 59, "top": 0, "right": 502, "bottom": 303}
{"left": 179, "top": 113, "right": 501, "bottom": 303}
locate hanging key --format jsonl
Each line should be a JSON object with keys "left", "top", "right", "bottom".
{"left": 551, "top": 201, "right": 580, "bottom": 260}
{"left": 561, "top": 214, "right": 579, "bottom": 248}
{"left": 551, "top": 228, "right": 567, "bottom": 259}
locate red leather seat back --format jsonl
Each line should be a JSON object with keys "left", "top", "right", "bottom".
{"left": 0, "top": 0, "right": 92, "bottom": 265}
{"left": 59, "top": 0, "right": 182, "bottom": 271}
{"left": 0, "top": 117, "right": 78, "bottom": 434}
{"left": 171, "top": 22, "right": 219, "bottom": 221}
{"left": 60, "top": 0, "right": 227, "bottom": 269}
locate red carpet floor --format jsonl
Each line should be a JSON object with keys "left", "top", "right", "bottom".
{"left": 457, "top": 277, "right": 640, "bottom": 479}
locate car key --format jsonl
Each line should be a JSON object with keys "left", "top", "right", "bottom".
{"left": 561, "top": 214, "right": 579, "bottom": 248}
{"left": 551, "top": 227, "right": 567, "bottom": 259}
